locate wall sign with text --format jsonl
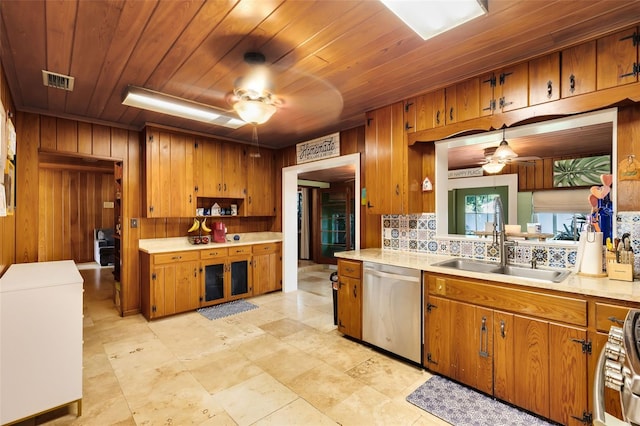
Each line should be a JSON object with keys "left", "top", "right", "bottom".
{"left": 296, "top": 133, "right": 340, "bottom": 164}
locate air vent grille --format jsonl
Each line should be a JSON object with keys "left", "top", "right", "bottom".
{"left": 41, "top": 70, "right": 75, "bottom": 91}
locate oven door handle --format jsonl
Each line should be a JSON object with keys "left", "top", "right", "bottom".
{"left": 593, "top": 345, "right": 608, "bottom": 426}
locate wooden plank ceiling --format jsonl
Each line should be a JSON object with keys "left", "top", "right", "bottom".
{"left": 1, "top": 0, "right": 639, "bottom": 150}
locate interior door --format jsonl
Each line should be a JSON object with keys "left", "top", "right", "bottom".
{"left": 316, "top": 186, "right": 355, "bottom": 264}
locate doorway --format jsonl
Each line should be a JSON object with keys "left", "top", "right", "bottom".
{"left": 282, "top": 153, "right": 361, "bottom": 292}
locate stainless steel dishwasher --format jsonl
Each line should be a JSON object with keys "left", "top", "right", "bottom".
{"left": 362, "top": 261, "right": 422, "bottom": 363}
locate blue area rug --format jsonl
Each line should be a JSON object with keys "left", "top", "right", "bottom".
{"left": 407, "top": 375, "right": 554, "bottom": 426}
{"left": 197, "top": 300, "right": 258, "bottom": 320}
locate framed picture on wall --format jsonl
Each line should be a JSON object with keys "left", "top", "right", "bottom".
{"left": 5, "top": 159, "right": 14, "bottom": 215}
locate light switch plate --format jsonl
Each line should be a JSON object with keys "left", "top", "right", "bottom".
{"left": 131, "top": 218, "right": 138, "bottom": 228}
{"left": 103, "top": 201, "right": 114, "bottom": 208}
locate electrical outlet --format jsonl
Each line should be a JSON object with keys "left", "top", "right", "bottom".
{"left": 131, "top": 218, "right": 138, "bottom": 228}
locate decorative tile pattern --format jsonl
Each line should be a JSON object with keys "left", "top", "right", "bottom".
{"left": 617, "top": 212, "right": 640, "bottom": 272}
{"left": 381, "top": 213, "right": 581, "bottom": 271}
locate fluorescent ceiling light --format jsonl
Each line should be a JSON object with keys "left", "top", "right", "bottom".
{"left": 122, "top": 85, "right": 246, "bottom": 129}
{"left": 380, "top": 0, "right": 488, "bottom": 40}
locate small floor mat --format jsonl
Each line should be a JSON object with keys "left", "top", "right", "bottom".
{"left": 197, "top": 300, "right": 258, "bottom": 320}
{"left": 406, "top": 375, "right": 554, "bottom": 426}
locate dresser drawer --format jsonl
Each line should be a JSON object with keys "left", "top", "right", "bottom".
{"left": 595, "top": 302, "right": 629, "bottom": 332}
{"left": 200, "top": 247, "right": 229, "bottom": 259}
{"left": 153, "top": 251, "right": 199, "bottom": 265}
{"left": 253, "top": 243, "right": 279, "bottom": 255}
{"left": 338, "top": 260, "right": 361, "bottom": 279}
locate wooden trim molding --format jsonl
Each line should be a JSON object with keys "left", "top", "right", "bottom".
{"left": 409, "top": 82, "right": 640, "bottom": 144}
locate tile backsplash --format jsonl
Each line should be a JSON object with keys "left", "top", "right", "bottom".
{"left": 382, "top": 211, "right": 640, "bottom": 272}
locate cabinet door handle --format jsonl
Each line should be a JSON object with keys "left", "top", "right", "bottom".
{"left": 608, "top": 316, "right": 624, "bottom": 326}
{"left": 546, "top": 80, "right": 553, "bottom": 98}
{"left": 569, "top": 74, "right": 576, "bottom": 93}
{"left": 500, "top": 320, "right": 506, "bottom": 338}
{"left": 218, "top": 183, "right": 222, "bottom": 191}
{"left": 189, "top": 194, "right": 192, "bottom": 203}
{"left": 435, "top": 110, "right": 441, "bottom": 125}
{"left": 395, "top": 184, "right": 400, "bottom": 195}
{"left": 171, "top": 255, "right": 181, "bottom": 260}
{"left": 353, "top": 284, "right": 357, "bottom": 298}
{"left": 479, "top": 316, "right": 489, "bottom": 358}
{"left": 249, "top": 196, "right": 252, "bottom": 204}
{"left": 449, "top": 106, "right": 454, "bottom": 121}
{"left": 224, "top": 183, "right": 227, "bottom": 192}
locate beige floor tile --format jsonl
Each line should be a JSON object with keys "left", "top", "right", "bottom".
{"left": 30, "top": 266, "right": 448, "bottom": 426}
{"left": 212, "top": 372, "right": 298, "bottom": 426}
{"left": 328, "top": 385, "right": 423, "bottom": 426}
{"left": 253, "top": 343, "right": 324, "bottom": 385}
{"left": 186, "top": 348, "right": 264, "bottom": 393}
{"left": 286, "top": 364, "right": 366, "bottom": 413}
{"left": 253, "top": 398, "right": 337, "bottom": 425}
{"left": 259, "top": 317, "right": 315, "bottom": 339}
{"left": 346, "top": 353, "right": 427, "bottom": 398}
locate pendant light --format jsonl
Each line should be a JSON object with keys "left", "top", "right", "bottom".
{"left": 493, "top": 128, "right": 518, "bottom": 160}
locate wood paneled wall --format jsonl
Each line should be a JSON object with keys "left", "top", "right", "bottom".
{"left": 0, "top": 60, "right": 16, "bottom": 275}
{"left": 618, "top": 104, "right": 640, "bottom": 211}
{"left": 38, "top": 168, "right": 114, "bottom": 263}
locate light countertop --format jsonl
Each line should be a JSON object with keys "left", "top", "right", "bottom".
{"left": 335, "top": 248, "right": 640, "bottom": 303}
{"left": 139, "top": 232, "right": 282, "bottom": 254}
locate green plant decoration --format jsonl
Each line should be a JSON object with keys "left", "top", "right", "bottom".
{"left": 553, "top": 155, "right": 611, "bottom": 187}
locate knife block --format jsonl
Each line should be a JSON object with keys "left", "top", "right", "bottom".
{"left": 607, "top": 251, "right": 634, "bottom": 281}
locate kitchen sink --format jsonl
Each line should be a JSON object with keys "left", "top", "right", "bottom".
{"left": 432, "top": 258, "right": 571, "bottom": 283}
{"left": 432, "top": 258, "right": 503, "bottom": 274}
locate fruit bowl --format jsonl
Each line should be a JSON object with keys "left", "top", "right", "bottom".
{"left": 188, "top": 235, "right": 210, "bottom": 245}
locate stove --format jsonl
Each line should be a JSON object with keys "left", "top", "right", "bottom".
{"left": 596, "top": 309, "right": 640, "bottom": 425}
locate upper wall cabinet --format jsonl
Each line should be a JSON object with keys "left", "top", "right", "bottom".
{"left": 410, "top": 89, "right": 446, "bottom": 132}
{"left": 529, "top": 52, "right": 560, "bottom": 106}
{"left": 142, "top": 128, "right": 195, "bottom": 218}
{"left": 365, "top": 103, "right": 405, "bottom": 214}
{"left": 597, "top": 27, "right": 639, "bottom": 90}
{"left": 245, "top": 150, "right": 276, "bottom": 216}
{"left": 445, "top": 77, "right": 480, "bottom": 124}
{"left": 366, "top": 103, "right": 423, "bottom": 215}
{"left": 194, "top": 140, "right": 247, "bottom": 199}
{"left": 561, "top": 41, "right": 596, "bottom": 98}
{"left": 480, "top": 62, "right": 529, "bottom": 115}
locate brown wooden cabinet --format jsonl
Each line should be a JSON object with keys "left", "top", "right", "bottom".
{"left": 480, "top": 62, "right": 529, "bottom": 115}
{"left": 561, "top": 41, "right": 596, "bottom": 98}
{"left": 246, "top": 149, "right": 275, "bottom": 216}
{"left": 425, "top": 272, "right": 590, "bottom": 425}
{"left": 445, "top": 78, "right": 480, "bottom": 124}
{"left": 140, "top": 251, "right": 200, "bottom": 319}
{"left": 529, "top": 52, "right": 560, "bottom": 105}
{"left": 194, "top": 139, "right": 247, "bottom": 200}
{"left": 252, "top": 242, "right": 281, "bottom": 295}
{"left": 337, "top": 259, "right": 362, "bottom": 339}
{"left": 597, "top": 26, "right": 639, "bottom": 90}
{"left": 365, "top": 103, "right": 422, "bottom": 215}
{"left": 200, "top": 245, "right": 253, "bottom": 307}
{"left": 414, "top": 89, "right": 445, "bottom": 131}
{"left": 142, "top": 128, "right": 195, "bottom": 218}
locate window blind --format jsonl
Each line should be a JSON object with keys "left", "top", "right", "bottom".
{"left": 532, "top": 189, "right": 592, "bottom": 214}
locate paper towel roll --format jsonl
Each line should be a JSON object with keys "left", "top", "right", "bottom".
{"left": 580, "top": 232, "right": 603, "bottom": 275}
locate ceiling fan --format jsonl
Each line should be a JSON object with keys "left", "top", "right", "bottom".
{"left": 480, "top": 128, "right": 540, "bottom": 173}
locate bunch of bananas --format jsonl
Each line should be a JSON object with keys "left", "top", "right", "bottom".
{"left": 187, "top": 218, "right": 200, "bottom": 233}
{"left": 201, "top": 218, "right": 212, "bottom": 233}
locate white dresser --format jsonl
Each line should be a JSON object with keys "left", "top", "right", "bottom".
{"left": 0, "top": 260, "right": 83, "bottom": 424}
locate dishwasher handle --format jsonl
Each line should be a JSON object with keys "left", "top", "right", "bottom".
{"left": 364, "top": 268, "right": 421, "bottom": 283}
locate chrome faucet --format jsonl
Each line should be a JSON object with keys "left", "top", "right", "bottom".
{"left": 493, "top": 196, "right": 514, "bottom": 267}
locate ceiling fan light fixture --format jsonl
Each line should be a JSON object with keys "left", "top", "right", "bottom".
{"left": 381, "top": 0, "right": 488, "bottom": 41}
{"left": 482, "top": 160, "right": 505, "bottom": 174}
{"left": 494, "top": 128, "right": 518, "bottom": 159}
{"left": 122, "top": 85, "right": 245, "bottom": 129}
{"left": 233, "top": 98, "right": 277, "bottom": 125}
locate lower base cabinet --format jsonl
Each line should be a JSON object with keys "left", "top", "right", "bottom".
{"left": 337, "top": 259, "right": 362, "bottom": 339}
{"left": 140, "top": 242, "right": 281, "bottom": 320}
{"left": 425, "top": 273, "right": 590, "bottom": 426}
